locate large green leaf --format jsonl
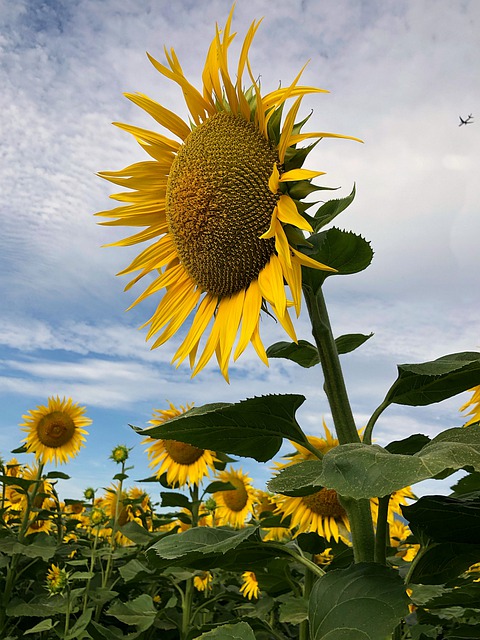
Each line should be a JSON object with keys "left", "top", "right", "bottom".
{"left": 408, "top": 542, "right": 480, "bottom": 585}
{"left": 198, "top": 622, "right": 256, "bottom": 639}
{"left": 138, "top": 395, "right": 307, "bottom": 462}
{"left": 269, "top": 425, "right": 480, "bottom": 499}
{"left": 402, "top": 495, "right": 480, "bottom": 544}
{"left": 309, "top": 563, "right": 408, "bottom": 639}
{"left": 302, "top": 228, "right": 374, "bottom": 292}
{"left": 106, "top": 594, "right": 156, "bottom": 631}
{"left": 384, "top": 352, "right": 480, "bottom": 406}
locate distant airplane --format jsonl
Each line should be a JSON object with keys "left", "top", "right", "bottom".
{"left": 459, "top": 114, "right": 474, "bottom": 126}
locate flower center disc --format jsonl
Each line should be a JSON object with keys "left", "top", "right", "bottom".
{"left": 302, "top": 488, "right": 346, "bottom": 518}
{"left": 166, "top": 113, "right": 278, "bottom": 297}
{"left": 37, "top": 411, "right": 76, "bottom": 448}
{"left": 163, "top": 440, "right": 204, "bottom": 465}
{"left": 222, "top": 477, "right": 248, "bottom": 512}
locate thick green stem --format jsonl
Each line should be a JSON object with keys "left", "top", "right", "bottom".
{"left": 303, "top": 285, "right": 375, "bottom": 562}
{"left": 181, "top": 577, "right": 194, "bottom": 640}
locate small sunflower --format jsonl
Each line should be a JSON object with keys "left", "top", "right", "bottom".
{"left": 239, "top": 571, "right": 260, "bottom": 600}
{"left": 213, "top": 467, "right": 257, "bottom": 528}
{"left": 194, "top": 571, "right": 213, "bottom": 592}
{"left": 254, "top": 490, "right": 291, "bottom": 542}
{"left": 143, "top": 402, "right": 217, "bottom": 487}
{"left": 460, "top": 386, "right": 480, "bottom": 426}
{"left": 97, "top": 7, "right": 360, "bottom": 380}
{"left": 21, "top": 396, "right": 91, "bottom": 465}
{"left": 45, "top": 564, "right": 69, "bottom": 595}
{"left": 389, "top": 519, "right": 419, "bottom": 563}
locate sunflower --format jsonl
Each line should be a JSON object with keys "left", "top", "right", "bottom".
{"left": 213, "top": 467, "right": 257, "bottom": 528}
{"left": 254, "top": 490, "right": 291, "bottom": 542}
{"left": 45, "top": 564, "right": 69, "bottom": 595}
{"left": 96, "top": 7, "right": 360, "bottom": 380}
{"left": 277, "top": 488, "right": 350, "bottom": 542}
{"left": 97, "top": 485, "right": 136, "bottom": 545}
{"left": 143, "top": 402, "right": 217, "bottom": 487}
{"left": 239, "top": 571, "right": 260, "bottom": 600}
{"left": 21, "top": 396, "right": 91, "bottom": 465}
{"left": 389, "top": 519, "right": 419, "bottom": 563}
{"left": 460, "top": 386, "right": 480, "bottom": 426}
{"left": 194, "top": 571, "right": 213, "bottom": 593}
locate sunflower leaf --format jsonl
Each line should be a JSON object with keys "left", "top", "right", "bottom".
{"left": 138, "top": 395, "right": 307, "bottom": 462}
{"left": 309, "top": 563, "right": 409, "bottom": 640}
{"left": 269, "top": 426, "right": 480, "bottom": 499}
{"left": 311, "top": 183, "right": 356, "bottom": 231}
{"left": 266, "top": 340, "right": 320, "bottom": 368}
{"left": 106, "top": 594, "right": 156, "bottom": 631}
{"left": 335, "top": 332, "right": 374, "bottom": 354}
{"left": 301, "top": 228, "right": 374, "bottom": 292}
{"left": 402, "top": 495, "right": 480, "bottom": 544}
{"left": 407, "top": 542, "right": 480, "bottom": 585}
{"left": 384, "top": 352, "right": 480, "bottom": 406}
{"left": 197, "top": 621, "right": 256, "bottom": 640}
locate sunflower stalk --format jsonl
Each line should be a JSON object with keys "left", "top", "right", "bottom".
{"left": 303, "top": 284, "right": 375, "bottom": 562}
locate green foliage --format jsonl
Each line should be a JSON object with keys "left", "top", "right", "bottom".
{"left": 309, "top": 563, "right": 409, "bottom": 639}
{"left": 384, "top": 352, "right": 480, "bottom": 406}
{"left": 266, "top": 333, "right": 373, "bottom": 368}
{"left": 138, "top": 394, "right": 308, "bottom": 462}
{"left": 198, "top": 621, "right": 256, "bottom": 639}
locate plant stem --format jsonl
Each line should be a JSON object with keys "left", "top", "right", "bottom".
{"left": 374, "top": 495, "right": 390, "bottom": 565}
{"left": 303, "top": 285, "right": 375, "bottom": 562}
{"left": 181, "top": 577, "right": 194, "bottom": 640}
{"left": 265, "top": 542, "right": 325, "bottom": 578}
{"left": 299, "top": 554, "right": 316, "bottom": 640}
{"left": 363, "top": 400, "right": 390, "bottom": 445}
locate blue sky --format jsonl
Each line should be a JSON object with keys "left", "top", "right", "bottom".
{"left": 1, "top": 0, "right": 479, "bottom": 500}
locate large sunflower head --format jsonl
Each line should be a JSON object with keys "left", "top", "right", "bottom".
{"left": 213, "top": 466, "right": 257, "bottom": 528}
{"left": 97, "top": 7, "right": 360, "bottom": 380}
{"left": 20, "top": 396, "right": 91, "bottom": 465}
{"left": 143, "top": 402, "right": 217, "bottom": 487}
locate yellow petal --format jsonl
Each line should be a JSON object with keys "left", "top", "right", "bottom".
{"left": 234, "top": 280, "right": 262, "bottom": 361}
{"left": 268, "top": 163, "right": 280, "bottom": 194}
{"left": 291, "top": 247, "right": 337, "bottom": 272}
{"left": 259, "top": 205, "right": 278, "bottom": 239}
{"left": 173, "top": 294, "right": 218, "bottom": 367}
{"left": 288, "top": 132, "right": 364, "bottom": 145}
{"left": 278, "top": 96, "right": 303, "bottom": 162}
{"left": 279, "top": 169, "right": 325, "bottom": 182}
{"left": 124, "top": 92, "right": 191, "bottom": 140}
{"left": 276, "top": 195, "right": 312, "bottom": 232}
{"left": 258, "top": 255, "right": 286, "bottom": 316}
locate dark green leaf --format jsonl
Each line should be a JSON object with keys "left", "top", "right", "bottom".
{"left": 113, "top": 473, "right": 128, "bottom": 482}
{"left": 160, "top": 491, "right": 190, "bottom": 510}
{"left": 335, "top": 333, "right": 373, "bottom": 355}
{"left": 45, "top": 471, "right": 70, "bottom": 480}
{"left": 302, "top": 228, "right": 374, "bottom": 292}
{"left": 385, "top": 352, "right": 480, "bottom": 406}
{"left": 198, "top": 622, "right": 256, "bottom": 640}
{"left": 107, "top": 594, "right": 157, "bottom": 631}
{"left": 423, "top": 583, "right": 480, "bottom": 609}
{"left": 204, "top": 481, "right": 237, "bottom": 493}
{"left": 118, "top": 558, "right": 153, "bottom": 583}
{"left": 10, "top": 444, "right": 28, "bottom": 454}
{"left": 278, "top": 596, "right": 309, "bottom": 624}
{"left": 118, "top": 520, "right": 155, "bottom": 546}
{"left": 309, "top": 563, "right": 409, "bottom": 639}
{"left": 65, "top": 609, "right": 93, "bottom": 640}
{"left": 139, "top": 395, "right": 307, "bottom": 463}
{"left": 408, "top": 543, "right": 480, "bottom": 585}
{"left": 402, "top": 495, "right": 480, "bottom": 544}
{"left": 24, "top": 619, "right": 57, "bottom": 635}
{"left": 450, "top": 471, "right": 480, "bottom": 496}
{"left": 266, "top": 340, "right": 319, "bottom": 368}
{"left": 386, "top": 434, "right": 431, "bottom": 455}
{"left": 270, "top": 426, "right": 480, "bottom": 499}
{"left": 312, "top": 184, "right": 356, "bottom": 231}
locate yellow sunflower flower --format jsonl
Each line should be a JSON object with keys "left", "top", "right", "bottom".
{"left": 97, "top": 7, "right": 360, "bottom": 380}
{"left": 97, "top": 485, "right": 135, "bottom": 546}
{"left": 389, "top": 519, "right": 419, "bottom": 563}
{"left": 277, "top": 488, "right": 350, "bottom": 542}
{"left": 213, "top": 467, "right": 256, "bottom": 528}
{"left": 460, "top": 386, "right": 480, "bottom": 426}
{"left": 194, "top": 571, "right": 213, "bottom": 592}
{"left": 239, "top": 571, "right": 260, "bottom": 600}
{"left": 254, "top": 490, "right": 291, "bottom": 542}
{"left": 21, "top": 396, "right": 91, "bottom": 465}
{"left": 143, "top": 402, "right": 217, "bottom": 487}
{"left": 45, "top": 564, "right": 69, "bottom": 595}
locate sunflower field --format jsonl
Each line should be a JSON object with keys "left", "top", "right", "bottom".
{"left": 2, "top": 6, "right": 480, "bottom": 640}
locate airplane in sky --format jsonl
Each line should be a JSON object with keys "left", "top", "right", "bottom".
{"left": 459, "top": 114, "right": 474, "bottom": 126}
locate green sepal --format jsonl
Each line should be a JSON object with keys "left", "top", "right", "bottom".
{"left": 287, "top": 181, "right": 335, "bottom": 200}
{"left": 301, "top": 228, "right": 374, "bottom": 293}
{"left": 138, "top": 395, "right": 308, "bottom": 463}
{"left": 311, "top": 183, "right": 356, "bottom": 231}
